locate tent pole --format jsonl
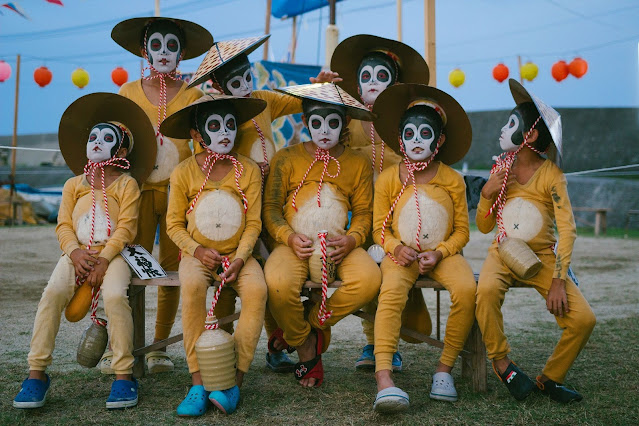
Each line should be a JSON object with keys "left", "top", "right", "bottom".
{"left": 9, "top": 54, "right": 21, "bottom": 225}
{"left": 290, "top": 16, "right": 298, "bottom": 63}
{"left": 397, "top": 0, "right": 402, "bottom": 42}
{"left": 154, "top": 0, "right": 160, "bottom": 16}
{"left": 263, "top": 0, "right": 272, "bottom": 61}
{"left": 518, "top": 55, "right": 523, "bottom": 84}
{"left": 325, "top": 0, "right": 338, "bottom": 68}
{"left": 424, "top": 0, "right": 436, "bottom": 86}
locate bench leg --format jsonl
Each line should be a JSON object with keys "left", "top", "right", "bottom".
{"left": 130, "top": 285, "right": 146, "bottom": 378}
{"left": 461, "top": 320, "right": 487, "bottom": 392}
{"left": 594, "top": 212, "right": 602, "bottom": 236}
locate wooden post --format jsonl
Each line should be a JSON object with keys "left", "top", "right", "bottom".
{"left": 9, "top": 54, "right": 20, "bottom": 226}
{"left": 325, "top": 0, "right": 339, "bottom": 67}
{"left": 263, "top": 0, "right": 272, "bottom": 61}
{"left": 424, "top": 0, "right": 436, "bottom": 86}
{"left": 461, "top": 321, "right": 488, "bottom": 392}
{"left": 154, "top": 0, "right": 160, "bottom": 17}
{"left": 397, "top": 0, "right": 403, "bottom": 42}
{"left": 518, "top": 55, "right": 523, "bottom": 84}
{"left": 130, "top": 285, "right": 146, "bottom": 378}
{"left": 290, "top": 16, "right": 298, "bottom": 63}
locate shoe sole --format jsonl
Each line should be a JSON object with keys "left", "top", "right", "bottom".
{"left": 147, "top": 365, "right": 174, "bottom": 374}
{"left": 429, "top": 392, "right": 458, "bottom": 402}
{"left": 374, "top": 397, "right": 409, "bottom": 413}
{"left": 355, "top": 360, "right": 375, "bottom": 370}
{"left": 106, "top": 397, "right": 138, "bottom": 409}
{"left": 13, "top": 389, "right": 48, "bottom": 409}
{"left": 392, "top": 365, "right": 403, "bottom": 373}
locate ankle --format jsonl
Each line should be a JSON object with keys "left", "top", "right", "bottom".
{"left": 435, "top": 362, "right": 452, "bottom": 374}
{"left": 191, "top": 371, "right": 203, "bottom": 386}
{"left": 493, "top": 357, "right": 511, "bottom": 375}
{"left": 375, "top": 369, "right": 394, "bottom": 392}
{"left": 28, "top": 370, "right": 46, "bottom": 381}
{"left": 115, "top": 374, "right": 133, "bottom": 381}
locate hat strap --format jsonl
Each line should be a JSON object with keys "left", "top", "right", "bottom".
{"left": 366, "top": 106, "right": 385, "bottom": 175}
{"left": 291, "top": 148, "right": 341, "bottom": 212}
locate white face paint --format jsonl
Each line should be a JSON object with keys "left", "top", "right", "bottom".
{"left": 308, "top": 113, "right": 343, "bottom": 150}
{"left": 86, "top": 125, "right": 119, "bottom": 162}
{"left": 402, "top": 122, "right": 436, "bottom": 162}
{"left": 204, "top": 113, "right": 237, "bottom": 154}
{"left": 359, "top": 64, "right": 392, "bottom": 106}
{"left": 499, "top": 113, "right": 521, "bottom": 152}
{"left": 226, "top": 68, "right": 252, "bottom": 98}
{"left": 147, "top": 31, "right": 181, "bottom": 73}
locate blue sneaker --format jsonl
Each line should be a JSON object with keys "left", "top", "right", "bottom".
{"left": 392, "top": 351, "right": 403, "bottom": 372}
{"left": 106, "top": 379, "right": 138, "bottom": 409}
{"left": 13, "top": 374, "right": 50, "bottom": 409}
{"left": 209, "top": 385, "right": 240, "bottom": 414}
{"left": 355, "top": 344, "right": 375, "bottom": 370}
{"left": 266, "top": 351, "right": 295, "bottom": 373}
{"left": 177, "top": 385, "right": 210, "bottom": 417}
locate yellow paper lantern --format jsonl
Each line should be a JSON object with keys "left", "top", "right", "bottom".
{"left": 448, "top": 68, "right": 465, "bottom": 88}
{"left": 520, "top": 61, "right": 538, "bottom": 82}
{"left": 71, "top": 68, "right": 90, "bottom": 89}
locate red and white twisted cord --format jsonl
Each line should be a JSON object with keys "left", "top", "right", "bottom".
{"left": 251, "top": 119, "right": 269, "bottom": 188}
{"left": 205, "top": 256, "right": 231, "bottom": 330}
{"left": 317, "top": 231, "right": 333, "bottom": 326}
{"left": 366, "top": 105, "right": 385, "bottom": 175}
{"left": 291, "top": 148, "right": 341, "bottom": 212}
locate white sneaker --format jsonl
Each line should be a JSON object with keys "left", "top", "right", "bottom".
{"left": 429, "top": 372, "right": 458, "bottom": 402}
{"left": 373, "top": 386, "right": 410, "bottom": 413}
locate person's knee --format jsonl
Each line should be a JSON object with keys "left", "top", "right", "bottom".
{"left": 571, "top": 309, "right": 596, "bottom": 334}
{"left": 101, "top": 285, "right": 128, "bottom": 307}
{"left": 450, "top": 282, "right": 477, "bottom": 309}
{"left": 476, "top": 279, "right": 502, "bottom": 303}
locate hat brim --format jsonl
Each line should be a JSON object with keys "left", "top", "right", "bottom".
{"left": 331, "top": 34, "right": 430, "bottom": 101}
{"left": 159, "top": 94, "right": 267, "bottom": 140}
{"left": 373, "top": 84, "right": 472, "bottom": 165}
{"left": 274, "top": 85, "right": 374, "bottom": 122}
{"left": 111, "top": 17, "right": 213, "bottom": 60}
{"left": 58, "top": 93, "right": 157, "bottom": 185}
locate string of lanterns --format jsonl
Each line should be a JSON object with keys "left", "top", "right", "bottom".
{"left": 0, "top": 62, "right": 130, "bottom": 88}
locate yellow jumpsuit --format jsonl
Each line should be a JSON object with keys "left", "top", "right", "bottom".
{"left": 166, "top": 155, "right": 266, "bottom": 374}
{"left": 475, "top": 159, "right": 596, "bottom": 383}
{"left": 263, "top": 143, "right": 381, "bottom": 347}
{"left": 119, "top": 80, "right": 203, "bottom": 342}
{"left": 372, "top": 163, "right": 476, "bottom": 371}
{"left": 28, "top": 174, "right": 139, "bottom": 374}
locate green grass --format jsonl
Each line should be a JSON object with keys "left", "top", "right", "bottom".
{"left": 2, "top": 316, "right": 638, "bottom": 425}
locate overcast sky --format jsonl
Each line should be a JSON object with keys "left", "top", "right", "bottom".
{"left": 1, "top": 0, "right": 638, "bottom": 135}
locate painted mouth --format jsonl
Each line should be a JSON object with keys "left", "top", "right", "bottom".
{"left": 219, "top": 139, "right": 231, "bottom": 146}
{"left": 412, "top": 147, "right": 424, "bottom": 153}
{"left": 93, "top": 146, "right": 102, "bottom": 152}
{"left": 368, "top": 89, "right": 378, "bottom": 93}
{"left": 319, "top": 138, "right": 331, "bottom": 143}
{"left": 160, "top": 58, "right": 168, "bottom": 65}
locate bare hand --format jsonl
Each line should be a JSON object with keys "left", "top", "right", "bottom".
{"left": 219, "top": 258, "right": 244, "bottom": 283}
{"left": 547, "top": 278, "right": 569, "bottom": 317}
{"left": 194, "top": 246, "right": 222, "bottom": 270}
{"left": 327, "top": 235, "right": 357, "bottom": 264}
{"left": 310, "top": 70, "right": 342, "bottom": 84}
{"left": 481, "top": 169, "right": 515, "bottom": 199}
{"left": 288, "top": 233, "right": 314, "bottom": 260}
{"left": 393, "top": 245, "right": 418, "bottom": 267}
{"left": 418, "top": 250, "right": 443, "bottom": 275}
{"left": 70, "top": 248, "right": 99, "bottom": 278}
{"left": 257, "top": 161, "right": 270, "bottom": 177}
{"left": 86, "top": 257, "right": 109, "bottom": 288}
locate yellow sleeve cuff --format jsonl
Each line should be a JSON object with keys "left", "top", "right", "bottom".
{"left": 435, "top": 245, "right": 451, "bottom": 260}
{"left": 99, "top": 246, "right": 119, "bottom": 263}
{"left": 62, "top": 242, "right": 81, "bottom": 258}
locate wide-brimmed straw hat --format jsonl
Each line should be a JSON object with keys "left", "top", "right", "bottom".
{"left": 508, "top": 79, "right": 562, "bottom": 164}
{"left": 58, "top": 93, "right": 157, "bottom": 185}
{"left": 330, "top": 34, "right": 430, "bottom": 101}
{"left": 274, "top": 83, "right": 374, "bottom": 122}
{"left": 373, "top": 83, "right": 472, "bottom": 165}
{"left": 159, "top": 93, "right": 267, "bottom": 139}
{"left": 111, "top": 17, "right": 213, "bottom": 60}
{"left": 187, "top": 35, "right": 270, "bottom": 89}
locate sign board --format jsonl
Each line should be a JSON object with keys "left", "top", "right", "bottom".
{"left": 121, "top": 245, "right": 167, "bottom": 280}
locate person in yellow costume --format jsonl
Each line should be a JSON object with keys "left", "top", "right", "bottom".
{"left": 161, "top": 93, "right": 267, "bottom": 416}
{"left": 368, "top": 84, "right": 476, "bottom": 412}
{"left": 13, "top": 93, "right": 156, "bottom": 410}
{"left": 262, "top": 82, "right": 381, "bottom": 388}
{"left": 475, "top": 79, "right": 596, "bottom": 403}
{"left": 108, "top": 16, "right": 213, "bottom": 373}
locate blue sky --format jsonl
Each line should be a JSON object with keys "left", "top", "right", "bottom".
{"left": 1, "top": 0, "right": 639, "bottom": 136}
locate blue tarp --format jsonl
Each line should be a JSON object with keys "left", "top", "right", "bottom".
{"left": 271, "top": 0, "right": 344, "bottom": 19}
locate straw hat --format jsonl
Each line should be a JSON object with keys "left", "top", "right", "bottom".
{"left": 330, "top": 34, "right": 430, "bottom": 101}
{"left": 274, "top": 83, "right": 374, "bottom": 122}
{"left": 373, "top": 83, "right": 472, "bottom": 165}
{"left": 58, "top": 93, "right": 156, "bottom": 185}
{"left": 508, "top": 79, "right": 562, "bottom": 164}
{"left": 111, "top": 17, "right": 213, "bottom": 60}
{"left": 159, "top": 93, "right": 267, "bottom": 139}
{"left": 187, "top": 35, "right": 270, "bottom": 89}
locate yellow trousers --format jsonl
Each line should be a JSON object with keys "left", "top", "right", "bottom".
{"left": 374, "top": 254, "right": 476, "bottom": 372}
{"left": 476, "top": 246, "right": 596, "bottom": 383}
{"left": 135, "top": 188, "right": 180, "bottom": 341}
{"left": 264, "top": 245, "right": 381, "bottom": 347}
{"left": 179, "top": 254, "right": 267, "bottom": 374}
{"left": 28, "top": 254, "right": 134, "bottom": 374}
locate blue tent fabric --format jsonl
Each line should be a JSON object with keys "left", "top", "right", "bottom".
{"left": 271, "top": 0, "right": 344, "bottom": 19}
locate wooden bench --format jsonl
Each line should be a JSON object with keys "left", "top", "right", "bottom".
{"left": 624, "top": 210, "right": 639, "bottom": 237}
{"left": 129, "top": 272, "right": 529, "bottom": 392}
{"left": 572, "top": 207, "right": 610, "bottom": 236}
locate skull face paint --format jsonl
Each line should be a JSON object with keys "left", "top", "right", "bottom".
{"left": 303, "top": 101, "right": 345, "bottom": 151}
{"left": 357, "top": 52, "right": 398, "bottom": 106}
{"left": 399, "top": 105, "right": 443, "bottom": 162}
{"left": 86, "top": 123, "right": 125, "bottom": 163}
{"left": 195, "top": 103, "right": 238, "bottom": 154}
{"left": 145, "top": 20, "right": 183, "bottom": 73}
{"left": 499, "top": 108, "right": 524, "bottom": 152}
{"left": 215, "top": 55, "right": 253, "bottom": 97}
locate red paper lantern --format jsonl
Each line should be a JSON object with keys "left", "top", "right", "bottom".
{"left": 551, "top": 60, "right": 569, "bottom": 82}
{"left": 492, "top": 63, "right": 509, "bottom": 83}
{"left": 569, "top": 57, "right": 588, "bottom": 78}
{"left": 34, "top": 66, "right": 53, "bottom": 88}
{"left": 111, "top": 66, "right": 128, "bottom": 87}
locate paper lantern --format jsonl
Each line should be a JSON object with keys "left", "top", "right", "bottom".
{"left": 0, "top": 60, "right": 11, "bottom": 82}
{"left": 520, "top": 61, "right": 538, "bottom": 82}
{"left": 569, "top": 57, "right": 588, "bottom": 78}
{"left": 448, "top": 68, "right": 465, "bottom": 88}
{"left": 111, "top": 66, "right": 128, "bottom": 87}
{"left": 33, "top": 66, "right": 53, "bottom": 87}
{"left": 492, "top": 63, "right": 509, "bottom": 83}
{"left": 551, "top": 60, "right": 569, "bottom": 82}
{"left": 71, "top": 68, "right": 90, "bottom": 89}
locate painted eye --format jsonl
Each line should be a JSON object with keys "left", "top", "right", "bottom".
{"left": 246, "top": 73, "right": 252, "bottom": 82}
{"left": 377, "top": 70, "right": 389, "bottom": 82}
{"left": 89, "top": 133, "right": 97, "bottom": 142}
{"left": 104, "top": 134, "right": 114, "bottom": 142}
{"left": 208, "top": 119, "right": 221, "bottom": 132}
{"left": 328, "top": 118, "right": 340, "bottom": 129}
{"left": 311, "top": 119, "right": 322, "bottom": 129}
{"left": 231, "top": 80, "right": 241, "bottom": 89}
{"left": 167, "top": 39, "right": 178, "bottom": 52}
{"left": 420, "top": 128, "right": 432, "bottom": 139}
{"left": 361, "top": 70, "right": 371, "bottom": 83}
{"left": 226, "top": 118, "right": 236, "bottom": 131}
{"left": 404, "top": 128, "right": 414, "bottom": 139}
{"left": 509, "top": 119, "right": 515, "bottom": 128}
{"left": 150, "top": 39, "right": 161, "bottom": 51}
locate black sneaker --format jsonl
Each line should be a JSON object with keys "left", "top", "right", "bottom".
{"left": 536, "top": 377, "right": 583, "bottom": 403}
{"left": 494, "top": 362, "right": 536, "bottom": 401}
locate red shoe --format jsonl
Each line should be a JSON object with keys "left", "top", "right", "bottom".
{"left": 267, "top": 328, "right": 295, "bottom": 354}
{"left": 293, "top": 329, "right": 326, "bottom": 388}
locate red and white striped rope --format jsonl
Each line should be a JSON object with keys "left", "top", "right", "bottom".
{"left": 317, "top": 231, "right": 333, "bottom": 326}
{"left": 366, "top": 104, "right": 385, "bottom": 175}
{"left": 291, "top": 148, "right": 341, "bottom": 212}
{"left": 251, "top": 118, "right": 269, "bottom": 190}
{"left": 205, "top": 256, "right": 231, "bottom": 330}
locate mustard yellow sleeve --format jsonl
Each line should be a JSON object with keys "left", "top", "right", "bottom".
{"left": 372, "top": 168, "right": 403, "bottom": 255}
{"left": 346, "top": 155, "right": 374, "bottom": 247}
{"left": 549, "top": 171, "right": 576, "bottom": 280}
{"left": 435, "top": 169, "right": 470, "bottom": 258}
{"left": 56, "top": 177, "right": 81, "bottom": 256}
{"left": 100, "top": 177, "right": 140, "bottom": 262}
{"left": 234, "top": 162, "right": 263, "bottom": 263}
{"left": 263, "top": 150, "right": 296, "bottom": 245}
{"left": 263, "top": 90, "right": 303, "bottom": 119}
{"left": 475, "top": 193, "right": 497, "bottom": 234}
{"left": 166, "top": 164, "right": 201, "bottom": 256}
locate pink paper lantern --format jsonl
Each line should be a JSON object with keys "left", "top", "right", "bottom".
{"left": 0, "top": 60, "right": 12, "bottom": 83}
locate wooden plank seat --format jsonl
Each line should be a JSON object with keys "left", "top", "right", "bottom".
{"left": 572, "top": 207, "right": 610, "bottom": 236}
